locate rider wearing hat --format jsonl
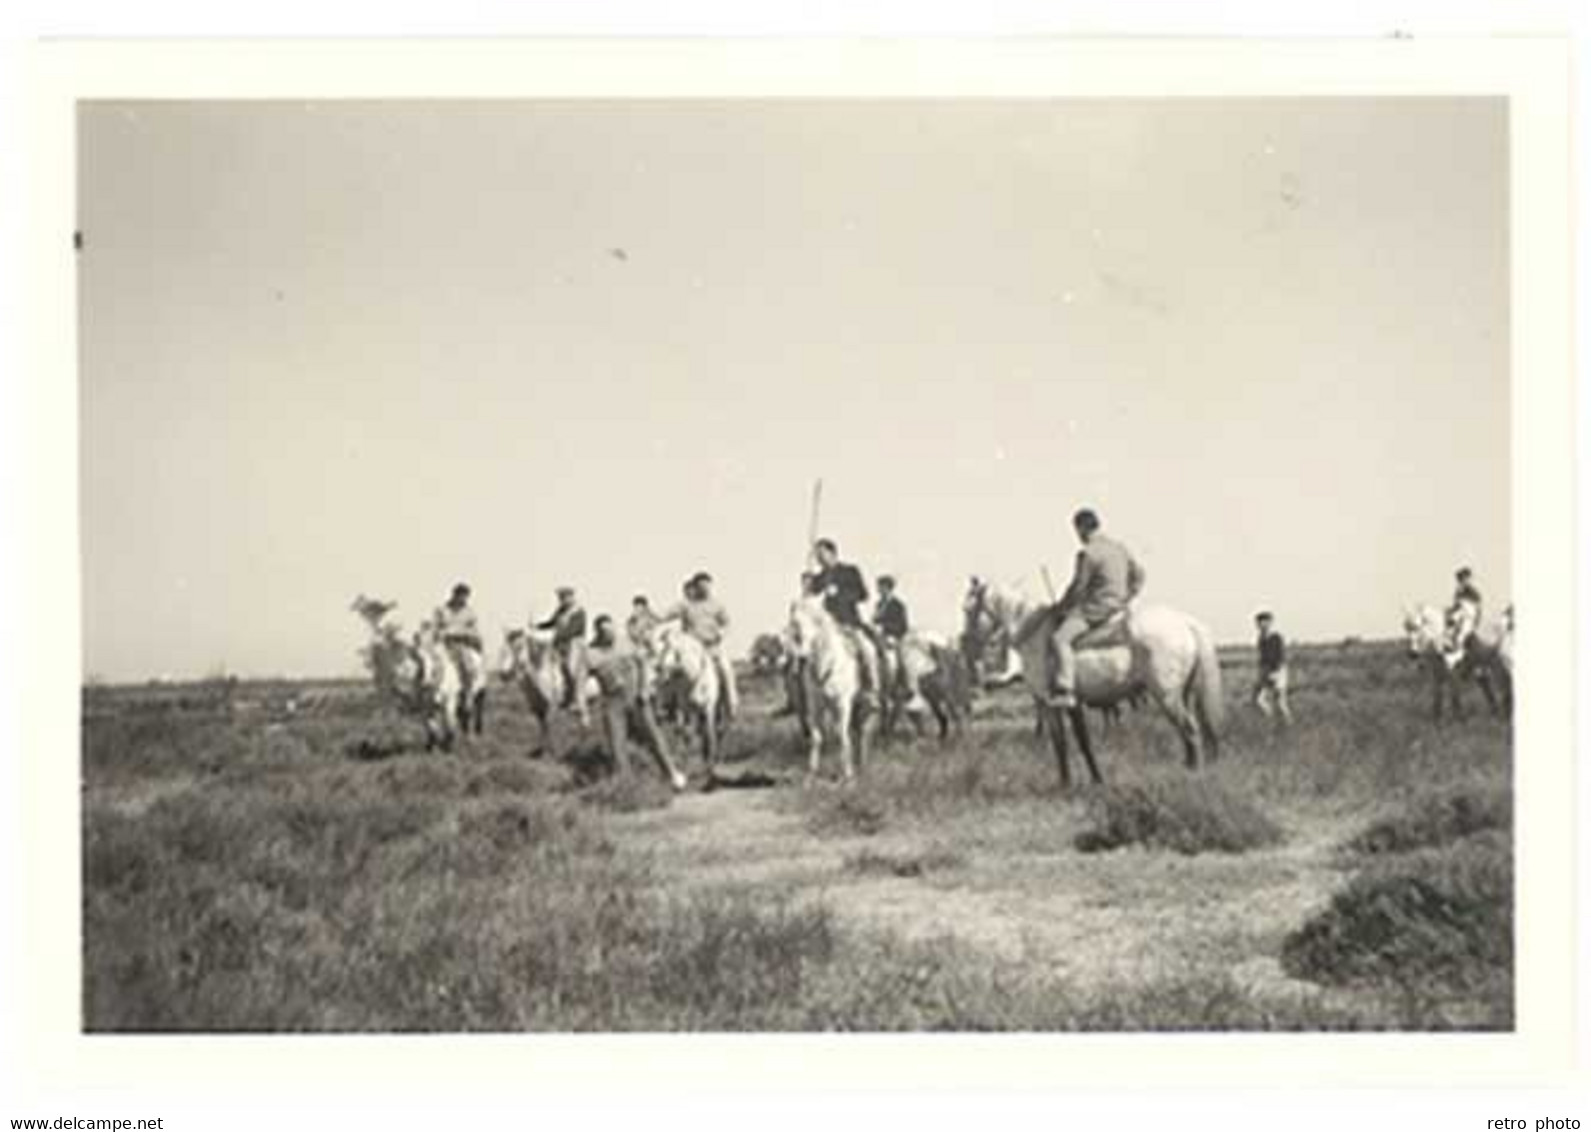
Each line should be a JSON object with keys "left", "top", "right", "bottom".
{"left": 536, "top": 586, "right": 589, "bottom": 709}
{"left": 661, "top": 571, "right": 738, "bottom": 719}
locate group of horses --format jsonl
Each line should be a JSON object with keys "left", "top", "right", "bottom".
{"left": 353, "top": 581, "right": 1515, "bottom": 794}
{"left": 1400, "top": 603, "right": 1515, "bottom": 722}
{"left": 353, "top": 595, "right": 731, "bottom": 766}
{"left": 766, "top": 584, "right": 1220, "bottom": 791}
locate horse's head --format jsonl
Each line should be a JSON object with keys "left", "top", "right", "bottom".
{"left": 520, "top": 628, "right": 558, "bottom": 667}
{"left": 1402, "top": 605, "right": 1443, "bottom": 657}
{"left": 786, "top": 597, "right": 827, "bottom": 661}
{"left": 962, "top": 579, "right": 1018, "bottom": 657}
{"left": 498, "top": 629, "right": 527, "bottom": 679}
{"left": 652, "top": 623, "right": 685, "bottom": 672}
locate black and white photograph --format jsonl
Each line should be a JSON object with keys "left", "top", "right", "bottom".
{"left": 67, "top": 87, "right": 1539, "bottom": 1036}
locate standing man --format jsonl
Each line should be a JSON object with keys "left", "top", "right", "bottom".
{"left": 586, "top": 614, "right": 687, "bottom": 791}
{"left": 874, "top": 575, "right": 927, "bottom": 713}
{"left": 1444, "top": 566, "right": 1484, "bottom": 668}
{"left": 536, "top": 586, "right": 589, "bottom": 710}
{"left": 662, "top": 572, "right": 739, "bottom": 720}
{"left": 1252, "top": 610, "right": 1293, "bottom": 725}
{"left": 1049, "top": 508, "right": 1146, "bottom": 708}
{"left": 809, "top": 538, "right": 882, "bottom": 704}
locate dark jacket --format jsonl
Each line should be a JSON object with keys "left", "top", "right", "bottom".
{"left": 812, "top": 563, "right": 869, "bottom": 628}
{"left": 1258, "top": 629, "right": 1287, "bottom": 674}
{"left": 537, "top": 603, "right": 588, "bottom": 648}
{"left": 874, "top": 594, "right": 910, "bottom": 640}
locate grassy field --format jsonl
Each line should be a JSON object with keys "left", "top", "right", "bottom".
{"left": 80, "top": 640, "right": 1513, "bottom": 1031}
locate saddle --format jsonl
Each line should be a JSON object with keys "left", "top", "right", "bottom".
{"left": 1074, "top": 610, "right": 1131, "bottom": 651}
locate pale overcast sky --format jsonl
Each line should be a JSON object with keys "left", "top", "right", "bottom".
{"left": 78, "top": 98, "right": 1508, "bottom": 680}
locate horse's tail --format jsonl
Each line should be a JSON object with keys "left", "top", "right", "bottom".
{"left": 1187, "top": 619, "right": 1225, "bottom": 756}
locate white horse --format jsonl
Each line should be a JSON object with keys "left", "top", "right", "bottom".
{"left": 786, "top": 595, "right": 875, "bottom": 784}
{"left": 967, "top": 583, "right": 1224, "bottom": 785}
{"left": 960, "top": 579, "right": 1032, "bottom": 688}
{"left": 649, "top": 623, "right": 729, "bottom": 774}
{"left": 498, "top": 628, "right": 599, "bottom": 755}
{"left": 962, "top": 580, "right": 1142, "bottom": 734}
{"left": 1402, "top": 603, "right": 1513, "bottom": 722}
{"left": 352, "top": 596, "right": 472, "bottom": 752}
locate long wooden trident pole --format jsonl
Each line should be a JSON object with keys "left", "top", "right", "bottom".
{"left": 805, "top": 478, "right": 824, "bottom": 572}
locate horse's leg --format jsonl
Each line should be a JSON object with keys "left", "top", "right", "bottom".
{"left": 537, "top": 703, "right": 558, "bottom": 760}
{"left": 930, "top": 692, "right": 950, "bottom": 744}
{"left": 804, "top": 703, "right": 823, "bottom": 785}
{"left": 837, "top": 699, "right": 856, "bottom": 783}
{"left": 699, "top": 703, "right": 720, "bottom": 779}
{"left": 529, "top": 709, "right": 544, "bottom": 758}
{"left": 1044, "top": 701, "right": 1072, "bottom": 791}
{"left": 1069, "top": 706, "right": 1103, "bottom": 786}
{"left": 1152, "top": 689, "right": 1202, "bottom": 771}
{"left": 1478, "top": 667, "right": 1501, "bottom": 717}
{"left": 854, "top": 695, "right": 872, "bottom": 776}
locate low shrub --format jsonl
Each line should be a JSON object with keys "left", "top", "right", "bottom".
{"left": 573, "top": 772, "right": 676, "bottom": 814}
{"left": 1073, "top": 778, "right": 1285, "bottom": 855}
{"left": 1281, "top": 832, "right": 1512, "bottom": 1000}
{"left": 844, "top": 846, "right": 967, "bottom": 878}
{"left": 1342, "top": 787, "right": 1511, "bottom": 856}
{"left": 805, "top": 790, "right": 889, "bottom": 837}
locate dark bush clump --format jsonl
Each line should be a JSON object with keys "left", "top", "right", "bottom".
{"left": 844, "top": 846, "right": 967, "bottom": 878}
{"left": 1281, "top": 833, "right": 1512, "bottom": 995}
{"left": 1342, "top": 787, "right": 1511, "bottom": 856}
{"left": 1073, "top": 778, "right": 1285, "bottom": 855}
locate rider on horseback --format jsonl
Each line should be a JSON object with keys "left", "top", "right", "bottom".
{"left": 809, "top": 538, "right": 883, "bottom": 707}
{"left": 432, "top": 583, "right": 487, "bottom": 694}
{"left": 536, "top": 586, "right": 589, "bottom": 709}
{"left": 1048, "top": 509, "right": 1145, "bottom": 708}
{"left": 1443, "top": 567, "right": 1483, "bottom": 669}
{"left": 661, "top": 572, "right": 740, "bottom": 721}
{"left": 433, "top": 582, "right": 483, "bottom": 657}
{"left": 874, "top": 574, "right": 929, "bottom": 714}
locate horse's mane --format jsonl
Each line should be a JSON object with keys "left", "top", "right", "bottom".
{"left": 1010, "top": 604, "right": 1059, "bottom": 649}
